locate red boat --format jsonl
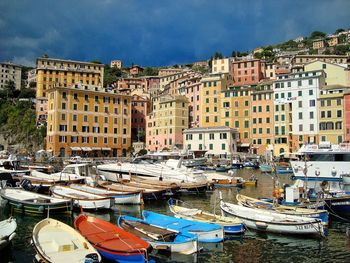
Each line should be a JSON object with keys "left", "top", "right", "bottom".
{"left": 74, "top": 214, "right": 151, "bottom": 262}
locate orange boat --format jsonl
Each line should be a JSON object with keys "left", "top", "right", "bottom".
{"left": 74, "top": 214, "right": 151, "bottom": 262}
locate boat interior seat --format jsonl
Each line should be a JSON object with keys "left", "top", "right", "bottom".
{"left": 38, "top": 231, "right": 77, "bottom": 253}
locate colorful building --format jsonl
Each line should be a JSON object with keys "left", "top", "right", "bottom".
{"left": 146, "top": 95, "right": 188, "bottom": 152}
{"left": 131, "top": 94, "right": 150, "bottom": 143}
{"left": 344, "top": 91, "right": 350, "bottom": 142}
{"left": 46, "top": 85, "right": 131, "bottom": 157}
{"left": 0, "top": 62, "right": 22, "bottom": 90}
{"left": 232, "top": 59, "right": 265, "bottom": 85}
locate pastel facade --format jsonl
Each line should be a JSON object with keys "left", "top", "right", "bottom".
{"left": 36, "top": 58, "right": 104, "bottom": 123}
{"left": 146, "top": 95, "right": 188, "bottom": 151}
{"left": 183, "top": 126, "right": 239, "bottom": 157}
{"left": 292, "top": 55, "right": 348, "bottom": 65}
{"left": 46, "top": 85, "right": 131, "bottom": 157}
{"left": 212, "top": 58, "right": 232, "bottom": 76}
{"left": 232, "top": 59, "right": 265, "bottom": 85}
{"left": 158, "top": 68, "right": 185, "bottom": 77}
{"left": 0, "top": 62, "right": 22, "bottom": 90}
{"left": 273, "top": 70, "right": 325, "bottom": 155}
{"left": 344, "top": 92, "right": 350, "bottom": 142}
{"left": 327, "top": 36, "right": 339, "bottom": 47}
{"left": 131, "top": 94, "right": 150, "bottom": 142}
{"left": 110, "top": 60, "right": 122, "bottom": 69}
{"left": 201, "top": 73, "right": 231, "bottom": 127}
{"left": 318, "top": 85, "right": 350, "bottom": 144}
{"left": 129, "top": 65, "right": 143, "bottom": 76}
{"left": 304, "top": 61, "right": 349, "bottom": 86}
{"left": 159, "top": 70, "right": 191, "bottom": 91}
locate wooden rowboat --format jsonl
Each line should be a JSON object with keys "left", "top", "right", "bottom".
{"left": 0, "top": 188, "right": 72, "bottom": 214}
{"left": 32, "top": 218, "right": 101, "bottom": 263}
{"left": 74, "top": 214, "right": 151, "bottom": 263}
{"left": 0, "top": 217, "right": 17, "bottom": 250}
{"left": 50, "top": 185, "right": 113, "bottom": 210}
{"left": 168, "top": 199, "right": 244, "bottom": 234}
{"left": 69, "top": 184, "right": 143, "bottom": 205}
{"left": 118, "top": 215, "right": 198, "bottom": 255}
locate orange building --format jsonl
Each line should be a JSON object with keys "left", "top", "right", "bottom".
{"left": 232, "top": 59, "right": 265, "bottom": 85}
{"left": 131, "top": 94, "right": 150, "bottom": 142}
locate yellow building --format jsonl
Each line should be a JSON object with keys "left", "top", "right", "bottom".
{"left": 36, "top": 57, "right": 104, "bottom": 123}
{"left": 146, "top": 95, "right": 189, "bottom": 152}
{"left": 313, "top": 39, "right": 326, "bottom": 49}
{"left": 304, "top": 60, "right": 349, "bottom": 86}
{"left": 221, "top": 85, "right": 253, "bottom": 151}
{"left": 201, "top": 73, "right": 231, "bottom": 127}
{"left": 318, "top": 85, "right": 350, "bottom": 144}
{"left": 46, "top": 85, "right": 131, "bottom": 157}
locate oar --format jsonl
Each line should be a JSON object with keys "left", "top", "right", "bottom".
{"left": 123, "top": 220, "right": 162, "bottom": 240}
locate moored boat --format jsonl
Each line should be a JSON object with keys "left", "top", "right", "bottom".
{"left": 220, "top": 193, "right": 325, "bottom": 237}
{"left": 142, "top": 210, "right": 224, "bottom": 243}
{"left": 74, "top": 214, "right": 151, "bottom": 263}
{"left": 236, "top": 194, "right": 329, "bottom": 225}
{"left": 50, "top": 185, "right": 113, "bottom": 210}
{"left": 168, "top": 199, "right": 244, "bottom": 234}
{"left": 0, "top": 188, "right": 72, "bottom": 214}
{"left": 0, "top": 217, "right": 17, "bottom": 250}
{"left": 259, "top": 164, "right": 272, "bottom": 173}
{"left": 32, "top": 218, "right": 101, "bottom": 263}
{"left": 69, "top": 184, "right": 143, "bottom": 205}
{"left": 118, "top": 215, "right": 198, "bottom": 255}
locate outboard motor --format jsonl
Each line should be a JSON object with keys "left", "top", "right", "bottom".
{"left": 20, "top": 179, "right": 34, "bottom": 191}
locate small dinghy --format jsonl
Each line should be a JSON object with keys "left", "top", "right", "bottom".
{"left": 69, "top": 184, "right": 143, "bottom": 205}
{"left": 142, "top": 210, "right": 224, "bottom": 243}
{"left": 0, "top": 188, "right": 72, "bottom": 214}
{"left": 0, "top": 217, "right": 17, "bottom": 250}
{"left": 118, "top": 215, "right": 198, "bottom": 255}
{"left": 220, "top": 193, "right": 325, "bottom": 237}
{"left": 50, "top": 185, "right": 113, "bottom": 210}
{"left": 74, "top": 214, "right": 151, "bottom": 263}
{"left": 236, "top": 194, "right": 329, "bottom": 225}
{"left": 168, "top": 199, "right": 244, "bottom": 234}
{"left": 32, "top": 218, "right": 101, "bottom": 263}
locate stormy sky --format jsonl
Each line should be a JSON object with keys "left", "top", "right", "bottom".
{"left": 0, "top": 0, "right": 349, "bottom": 67}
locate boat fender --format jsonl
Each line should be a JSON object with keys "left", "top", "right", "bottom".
{"left": 9, "top": 232, "right": 16, "bottom": 241}
{"left": 38, "top": 206, "right": 44, "bottom": 212}
{"left": 16, "top": 203, "right": 23, "bottom": 209}
{"left": 272, "top": 188, "right": 281, "bottom": 198}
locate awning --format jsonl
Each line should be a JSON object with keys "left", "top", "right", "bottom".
{"left": 70, "top": 147, "right": 82, "bottom": 151}
{"left": 81, "top": 147, "right": 92, "bottom": 151}
{"left": 102, "top": 147, "right": 111, "bottom": 151}
{"left": 239, "top": 143, "right": 251, "bottom": 147}
{"left": 91, "top": 147, "right": 101, "bottom": 150}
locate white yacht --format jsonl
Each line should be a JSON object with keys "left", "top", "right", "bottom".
{"left": 290, "top": 142, "right": 350, "bottom": 181}
{"left": 97, "top": 157, "right": 207, "bottom": 183}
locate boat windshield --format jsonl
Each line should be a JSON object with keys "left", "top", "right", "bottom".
{"left": 306, "top": 153, "right": 350, "bottom": 162}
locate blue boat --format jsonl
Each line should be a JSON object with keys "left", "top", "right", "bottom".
{"left": 118, "top": 215, "right": 198, "bottom": 255}
{"left": 142, "top": 210, "right": 224, "bottom": 243}
{"left": 259, "top": 164, "right": 272, "bottom": 173}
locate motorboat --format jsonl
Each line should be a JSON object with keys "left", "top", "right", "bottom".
{"left": 32, "top": 218, "right": 101, "bottom": 263}
{"left": 290, "top": 142, "right": 350, "bottom": 181}
{"left": 118, "top": 215, "right": 198, "bottom": 254}
{"left": 97, "top": 157, "right": 207, "bottom": 184}
{"left": 74, "top": 214, "right": 151, "bottom": 263}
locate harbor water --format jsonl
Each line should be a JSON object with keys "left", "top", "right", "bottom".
{"left": 1, "top": 169, "right": 350, "bottom": 262}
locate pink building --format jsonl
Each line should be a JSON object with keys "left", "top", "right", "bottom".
{"left": 36, "top": 97, "right": 48, "bottom": 126}
{"left": 232, "top": 59, "right": 265, "bottom": 85}
{"left": 131, "top": 94, "right": 150, "bottom": 142}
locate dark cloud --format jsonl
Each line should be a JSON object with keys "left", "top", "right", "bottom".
{"left": 0, "top": 0, "right": 349, "bottom": 67}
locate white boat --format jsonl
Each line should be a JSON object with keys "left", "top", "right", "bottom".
{"left": 97, "top": 157, "right": 207, "bottom": 184}
{"left": 32, "top": 218, "right": 101, "bottom": 263}
{"left": 50, "top": 185, "right": 113, "bottom": 210}
{"left": 69, "top": 184, "right": 142, "bottom": 205}
{"left": 342, "top": 174, "right": 350, "bottom": 185}
{"left": 220, "top": 193, "right": 325, "bottom": 237}
{"left": 290, "top": 142, "right": 350, "bottom": 181}
{"left": 0, "top": 217, "right": 17, "bottom": 250}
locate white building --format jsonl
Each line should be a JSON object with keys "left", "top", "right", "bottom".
{"left": 110, "top": 60, "right": 122, "bottom": 69}
{"left": 274, "top": 70, "right": 325, "bottom": 152}
{"left": 0, "top": 62, "right": 22, "bottom": 90}
{"left": 211, "top": 58, "right": 233, "bottom": 77}
{"left": 183, "top": 126, "right": 239, "bottom": 158}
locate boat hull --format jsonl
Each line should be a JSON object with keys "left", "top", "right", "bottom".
{"left": 0, "top": 217, "right": 16, "bottom": 250}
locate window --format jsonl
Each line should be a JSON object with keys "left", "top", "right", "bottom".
{"left": 222, "top": 144, "right": 226, "bottom": 150}
{"left": 61, "top": 114, "right": 66, "bottom": 121}
{"left": 298, "top": 80, "right": 302, "bottom": 86}
{"left": 104, "top": 117, "right": 108, "bottom": 123}
{"left": 298, "top": 101, "right": 302, "bottom": 108}
{"left": 310, "top": 124, "right": 314, "bottom": 131}
{"left": 205, "top": 116, "right": 209, "bottom": 123}
{"left": 209, "top": 133, "right": 214, "bottom": 140}
{"left": 209, "top": 144, "right": 213, "bottom": 150}
{"left": 244, "top": 120, "right": 249, "bottom": 128}
{"left": 309, "top": 90, "right": 313, "bottom": 95}
{"left": 308, "top": 79, "right": 313, "bottom": 85}
{"left": 73, "top": 114, "right": 77, "bottom": 121}
{"left": 84, "top": 105, "right": 88, "bottom": 111}
{"left": 83, "top": 115, "right": 88, "bottom": 122}
{"left": 73, "top": 104, "right": 77, "bottom": 110}
{"left": 309, "top": 100, "right": 316, "bottom": 107}
{"left": 310, "top": 112, "right": 314, "bottom": 119}
{"left": 62, "top": 102, "right": 66, "bottom": 109}
{"left": 299, "top": 112, "right": 303, "bottom": 119}
{"left": 322, "top": 64, "right": 327, "bottom": 69}
{"left": 337, "top": 110, "right": 342, "bottom": 118}
{"left": 298, "top": 91, "right": 302, "bottom": 96}
{"left": 199, "top": 134, "right": 202, "bottom": 140}
{"left": 299, "top": 124, "right": 303, "bottom": 132}
{"left": 327, "top": 111, "right": 331, "bottom": 118}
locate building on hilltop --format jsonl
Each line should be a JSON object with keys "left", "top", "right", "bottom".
{"left": 46, "top": 84, "right": 131, "bottom": 157}
{"left": 0, "top": 62, "right": 22, "bottom": 90}
{"left": 231, "top": 59, "right": 265, "bottom": 86}
{"left": 146, "top": 95, "right": 188, "bottom": 152}
{"left": 110, "top": 60, "right": 122, "bottom": 69}
{"left": 129, "top": 65, "right": 144, "bottom": 76}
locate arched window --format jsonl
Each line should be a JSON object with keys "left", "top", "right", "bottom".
{"left": 326, "top": 122, "right": 334, "bottom": 130}
{"left": 335, "top": 121, "right": 342, "bottom": 130}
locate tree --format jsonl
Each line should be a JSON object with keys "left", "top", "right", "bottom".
{"left": 3, "top": 80, "right": 16, "bottom": 99}
{"left": 214, "top": 52, "right": 223, "bottom": 59}
{"left": 335, "top": 28, "right": 345, "bottom": 34}
{"left": 103, "top": 65, "right": 123, "bottom": 87}
{"left": 334, "top": 45, "right": 350, "bottom": 55}
{"left": 140, "top": 67, "right": 159, "bottom": 76}
{"left": 310, "top": 31, "right": 326, "bottom": 39}
{"left": 90, "top": 60, "right": 102, "bottom": 64}
{"left": 339, "top": 34, "right": 347, "bottom": 43}
{"left": 138, "top": 149, "right": 148, "bottom": 156}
